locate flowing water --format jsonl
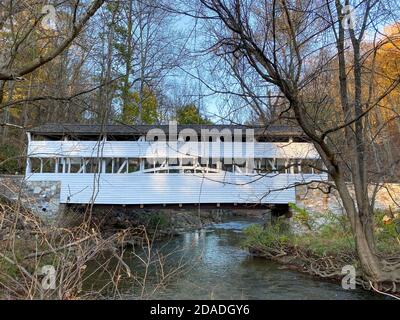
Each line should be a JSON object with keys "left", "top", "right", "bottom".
{"left": 89, "top": 218, "right": 384, "bottom": 300}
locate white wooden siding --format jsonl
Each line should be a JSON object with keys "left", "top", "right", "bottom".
{"left": 26, "top": 140, "right": 327, "bottom": 205}
{"left": 27, "top": 141, "right": 319, "bottom": 159}
{"left": 25, "top": 172, "right": 327, "bottom": 205}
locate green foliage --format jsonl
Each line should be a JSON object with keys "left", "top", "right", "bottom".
{"left": 0, "top": 254, "right": 19, "bottom": 282}
{"left": 144, "top": 212, "right": 169, "bottom": 229}
{"left": 120, "top": 86, "right": 159, "bottom": 124}
{"left": 292, "top": 209, "right": 356, "bottom": 255}
{"left": 0, "top": 143, "right": 21, "bottom": 174}
{"left": 243, "top": 218, "right": 292, "bottom": 249}
{"left": 244, "top": 208, "right": 400, "bottom": 258}
{"left": 175, "top": 104, "right": 213, "bottom": 125}
{"left": 294, "top": 229, "right": 355, "bottom": 256}
{"left": 244, "top": 210, "right": 355, "bottom": 256}
{"left": 374, "top": 210, "right": 400, "bottom": 254}
{"left": 289, "top": 203, "right": 315, "bottom": 231}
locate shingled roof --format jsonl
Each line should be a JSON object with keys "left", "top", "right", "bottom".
{"left": 28, "top": 123, "right": 306, "bottom": 139}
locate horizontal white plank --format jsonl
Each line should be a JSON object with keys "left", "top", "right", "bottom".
{"left": 25, "top": 172, "right": 327, "bottom": 205}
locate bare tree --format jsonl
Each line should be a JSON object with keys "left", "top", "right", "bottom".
{"left": 195, "top": 0, "right": 400, "bottom": 288}
{"left": 111, "top": 0, "right": 184, "bottom": 124}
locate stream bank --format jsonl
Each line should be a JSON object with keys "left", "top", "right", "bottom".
{"left": 243, "top": 208, "right": 400, "bottom": 297}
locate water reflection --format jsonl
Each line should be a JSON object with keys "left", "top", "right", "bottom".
{"left": 151, "top": 219, "right": 383, "bottom": 300}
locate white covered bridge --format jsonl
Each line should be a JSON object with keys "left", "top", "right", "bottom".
{"left": 25, "top": 123, "right": 327, "bottom": 207}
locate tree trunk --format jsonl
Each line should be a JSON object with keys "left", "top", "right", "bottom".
{"left": 334, "top": 172, "right": 400, "bottom": 285}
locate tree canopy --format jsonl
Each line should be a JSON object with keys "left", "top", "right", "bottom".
{"left": 175, "top": 104, "right": 212, "bottom": 125}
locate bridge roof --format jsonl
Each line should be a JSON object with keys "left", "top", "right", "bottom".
{"left": 28, "top": 123, "right": 306, "bottom": 140}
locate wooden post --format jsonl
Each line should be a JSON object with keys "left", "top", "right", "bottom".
{"left": 26, "top": 158, "right": 32, "bottom": 175}
{"left": 102, "top": 159, "right": 106, "bottom": 173}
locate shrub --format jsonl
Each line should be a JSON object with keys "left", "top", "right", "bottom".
{"left": 289, "top": 203, "right": 316, "bottom": 231}
{"left": 243, "top": 218, "right": 293, "bottom": 249}
{"left": 145, "top": 212, "right": 169, "bottom": 229}
{"left": 244, "top": 207, "right": 399, "bottom": 258}
{"left": 374, "top": 210, "right": 400, "bottom": 254}
{"left": 0, "top": 143, "right": 21, "bottom": 174}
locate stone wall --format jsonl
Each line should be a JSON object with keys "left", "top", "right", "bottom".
{"left": 0, "top": 176, "right": 61, "bottom": 218}
{"left": 23, "top": 181, "right": 61, "bottom": 217}
{"left": 295, "top": 183, "right": 400, "bottom": 215}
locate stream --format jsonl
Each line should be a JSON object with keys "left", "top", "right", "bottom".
{"left": 88, "top": 218, "right": 384, "bottom": 300}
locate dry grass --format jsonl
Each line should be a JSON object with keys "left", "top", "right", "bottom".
{"left": 0, "top": 201, "right": 188, "bottom": 300}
